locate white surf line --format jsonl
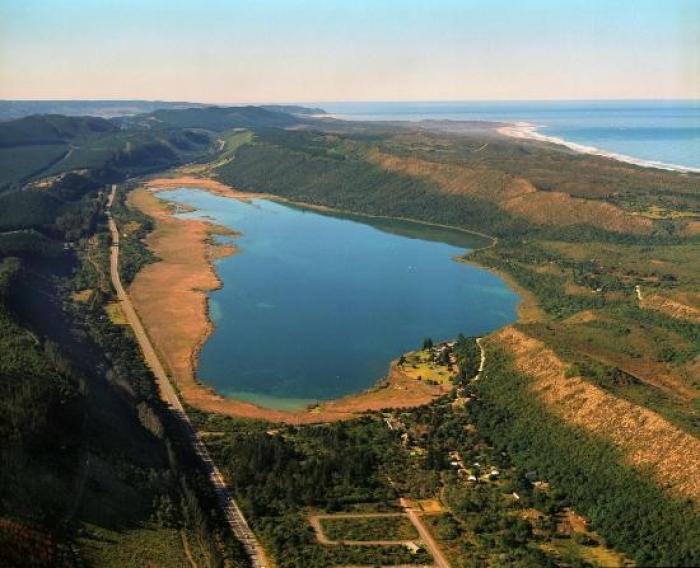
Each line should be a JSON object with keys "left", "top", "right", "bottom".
{"left": 106, "top": 185, "right": 268, "bottom": 568}
{"left": 498, "top": 122, "right": 700, "bottom": 174}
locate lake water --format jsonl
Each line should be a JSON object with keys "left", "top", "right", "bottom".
{"left": 319, "top": 100, "right": 700, "bottom": 171}
{"left": 159, "top": 188, "right": 519, "bottom": 410}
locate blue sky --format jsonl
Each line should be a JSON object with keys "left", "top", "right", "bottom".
{"left": 1, "top": 0, "right": 697, "bottom": 102}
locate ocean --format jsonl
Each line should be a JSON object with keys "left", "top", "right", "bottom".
{"left": 318, "top": 100, "right": 700, "bottom": 172}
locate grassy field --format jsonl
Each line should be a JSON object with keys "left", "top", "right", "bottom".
{"left": 400, "top": 348, "right": 455, "bottom": 385}
{"left": 319, "top": 515, "right": 419, "bottom": 542}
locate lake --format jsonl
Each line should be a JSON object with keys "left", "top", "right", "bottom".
{"left": 159, "top": 188, "right": 519, "bottom": 410}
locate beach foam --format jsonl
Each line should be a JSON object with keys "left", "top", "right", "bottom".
{"left": 498, "top": 122, "right": 700, "bottom": 174}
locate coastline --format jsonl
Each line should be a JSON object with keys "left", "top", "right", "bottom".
{"left": 498, "top": 122, "right": 700, "bottom": 174}
{"left": 128, "top": 175, "right": 455, "bottom": 424}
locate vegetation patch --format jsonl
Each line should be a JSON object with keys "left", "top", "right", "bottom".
{"left": 318, "top": 514, "right": 419, "bottom": 542}
{"left": 104, "top": 301, "right": 127, "bottom": 324}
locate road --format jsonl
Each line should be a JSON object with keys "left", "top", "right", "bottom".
{"left": 310, "top": 508, "right": 449, "bottom": 566}
{"left": 106, "top": 185, "right": 267, "bottom": 568}
{"left": 399, "top": 498, "right": 450, "bottom": 568}
{"left": 473, "top": 337, "right": 486, "bottom": 380}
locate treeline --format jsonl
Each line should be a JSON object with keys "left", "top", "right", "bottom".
{"left": 0, "top": 112, "right": 218, "bottom": 191}
{"left": 62, "top": 219, "right": 248, "bottom": 565}
{"left": 202, "top": 417, "right": 433, "bottom": 567}
{"left": 0, "top": 168, "right": 247, "bottom": 564}
{"left": 208, "top": 419, "right": 395, "bottom": 517}
{"left": 0, "top": 257, "right": 86, "bottom": 531}
{"left": 472, "top": 347, "right": 700, "bottom": 566}
{"left": 215, "top": 130, "right": 532, "bottom": 239}
{"left": 452, "top": 334, "right": 480, "bottom": 384}
{"left": 219, "top": 127, "right": 697, "bottom": 247}
{"left": 110, "top": 186, "right": 157, "bottom": 284}
{"left": 0, "top": 171, "right": 106, "bottom": 261}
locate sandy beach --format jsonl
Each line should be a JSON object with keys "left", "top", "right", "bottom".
{"left": 498, "top": 122, "right": 700, "bottom": 174}
{"left": 127, "top": 176, "right": 454, "bottom": 424}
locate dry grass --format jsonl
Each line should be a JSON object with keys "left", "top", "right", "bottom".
{"left": 492, "top": 326, "right": 700, "bottom": 504}
{"left": 399, "top": 349, "right": 454, "bottom": 385}
{"left": 501, "top": 190, "right": 652, "bottom": 234}
{"left": 414, "top": 499, "right": 445, "bottom": 514}
{"left": 642, "top": 294, "right": 700, "bottom": 324}
{"left": 369, "top": 149, "right": 533, "bottom": 202}
{"left": 72, "top": 289, "right": 94, "bottom": 304}
{"left": 369, "top": 149, "right": 653, "bottom": 234}
{"left": 128, "top": 177, "right": 453, "bottom": 425}
{"left": 104, "top": 301, "right": 127, "bottom": 325}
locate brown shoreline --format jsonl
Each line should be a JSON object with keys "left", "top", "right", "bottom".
{"left": 128, "top": 176, "right": 455, "bottom": 424}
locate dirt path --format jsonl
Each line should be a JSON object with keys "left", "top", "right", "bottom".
{"left": 309, "top": 513, "right": 412, "bottom": 546}
{"left": 399, "top": 499, "right": 450, "bottom": 568}
{"left": 474, "top": 337, "right": 486, "bottom": 380}
{"left": 107, "top": 185, "right": 268, "bottom": 568}
{"left": 310, "top": 509, "right": 449, "bottom": 567}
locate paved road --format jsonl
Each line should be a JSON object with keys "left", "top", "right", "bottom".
{"left": 106, "top": 185, "right": 267, "bottom": 567}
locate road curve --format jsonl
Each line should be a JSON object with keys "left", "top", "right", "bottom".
{"left": 107, "top": 185, "right": 267, "bottom": 567}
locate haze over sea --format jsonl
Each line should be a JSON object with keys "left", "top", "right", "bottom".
{"left": 320, "top": 100, "right": 700, "bottom": 171}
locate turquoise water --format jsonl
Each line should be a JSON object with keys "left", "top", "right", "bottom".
{"left": 159, "top": 189, "right": 519, "bottom": 409}
{"left": 320, "top": 100, "right": 700, "bottom": 170}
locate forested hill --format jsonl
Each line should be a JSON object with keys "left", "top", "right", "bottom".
{"left": 123, "top": 105, "right": 306, "bottom": 131}
{"left": 0, "top": 106, "right": 307, "bottom": 192}
{"left": 0, "top": 99, "right": 207, "bottom": 121}
{"left": 0, "top": 114, "right": 118, "bottom": 147}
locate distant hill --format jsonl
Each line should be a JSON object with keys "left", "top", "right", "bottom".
{"left": 0, "top": 100, "right": 207, "bottom": 121}
{"left": 0, "top": 114, "right": 117, "bottom": 147}
{"left": 0, "top": 105, "right": 315, "bottom": 190}
{"left": 261, "top": 104, "right": 326, "bottom": 115}
{"left": 129, "top": 105, "right": 305, "bottom": 131}
{"left": 0, "top": 113, "right": 214, "bottom": 190}
{"left": 0, "top": 100, "right": 327, "bottom": 122}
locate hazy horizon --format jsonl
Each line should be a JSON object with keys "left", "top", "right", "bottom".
{"left": 2, "top": 0, "right": 698, "bottom": 102}
{"left": 1, "top": 97, "right": 698, "bottom": 105}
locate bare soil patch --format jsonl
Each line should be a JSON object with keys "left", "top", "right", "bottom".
{"left": 369, "top": 150, "right": 653, "bottom": 234}
{"left": 492, "top": 326, "right": 700, "bottom": 504}
{"left": 642, "top": 293, "right": 700, "bottom": 324}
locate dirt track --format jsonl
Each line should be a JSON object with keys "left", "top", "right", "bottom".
{"left": 309, "top": 507, "right": 450, "bottom": 568}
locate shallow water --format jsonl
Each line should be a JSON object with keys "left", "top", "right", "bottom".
{"left": 160, "top": 189, "right": 519, "bottom": 409}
